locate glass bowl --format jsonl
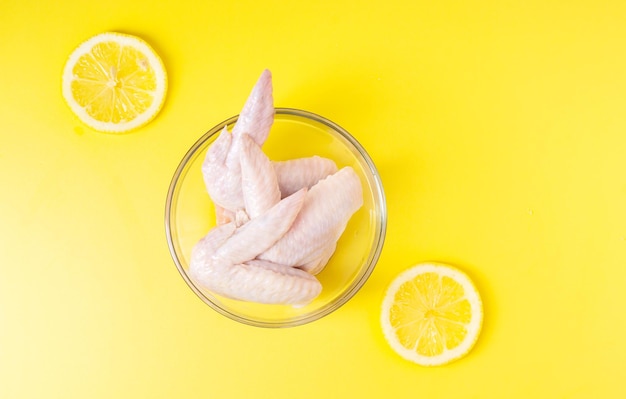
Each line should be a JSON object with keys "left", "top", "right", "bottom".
{"left": 165, "top": 108, "right": 386, "bottom": 327}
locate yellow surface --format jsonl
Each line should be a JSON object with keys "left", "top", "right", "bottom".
{"left": 1, "top": 0, "right": 625, "bottom": 397}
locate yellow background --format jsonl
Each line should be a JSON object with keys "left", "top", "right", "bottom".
{"left": 1, "top": 0, "right": 625, "bottom": 397}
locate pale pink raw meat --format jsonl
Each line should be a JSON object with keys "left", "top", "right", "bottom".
{"left": 240, "top": 134, "right": 281, "bottom": 219}
{"left": 215, "top": 188, "right": 306, "bottom": 265}
{"left": 193, "top": 70, "right": 365, "bottom": 305}
{"left": 202, "top": 70, "right": 274, "bottom": 212}
{"left": 226, "top": 260, "right": 321, "bottom": 305}
{"left": 190, "top": 189, "right": 321, "bottom": 305}
{"left": 299, "top": 242, "right": 337, "bottom": 275}
{"left": 202, "top": 126, "right": 241, "bottom": 211}
{"left": 231, "top": 69, "right": 274, "bottom": 146}
{"left": 272, "top": 156, "right": 338, "bottom": 198}
{"left": 214, "top": 204, "right": 234, "bottom": 225}
{"left": 258, "top": 167, "right": 363, "bottom": 273}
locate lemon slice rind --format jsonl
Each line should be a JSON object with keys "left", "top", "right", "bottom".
{"left": 381, "top": 262, "right": 483, "bottom": 366}
{"left": 61, "top": 32, "right": 167, "bottom": 133}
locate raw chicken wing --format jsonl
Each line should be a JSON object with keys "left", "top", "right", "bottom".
{"left": 259, "top": 167, "right": 363, "bottom": 273}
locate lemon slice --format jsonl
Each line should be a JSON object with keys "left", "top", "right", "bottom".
{"left": 381, "top": 263, "right": 483, "bottom": 366}
{"left": 61, "top": 32, "right": 167, "bottom": 133}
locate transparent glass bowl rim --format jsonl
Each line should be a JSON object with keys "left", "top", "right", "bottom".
{"left": 165, "top": 108, "right": 387, "bottom": 327}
